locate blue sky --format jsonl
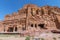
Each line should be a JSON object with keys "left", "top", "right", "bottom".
{"left": 0, "top": 0, "right": 60, "bottom": 20}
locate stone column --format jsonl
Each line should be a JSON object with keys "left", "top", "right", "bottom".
{"left": 5, "top": 26, "right": 8, "bottom": 32}
{"left": 25, "top": 7, "right": 30, "bottom": 30}
{"left": 37, "top": 24, "right": 38, "bottom": 28}
{"left": 4, "top": 25, "right": 6, "bottom": 32}
{"left": 13, "top": 25, "right": 15, "bottom": 32}
{"left": 42, "top": 7, "right": 48, "bottom": 16}
{"left": 13, "top": 27, "right": 15, "bottom": 32}
{"left": 33, "top": 23, "right": 35, "bottom": 27}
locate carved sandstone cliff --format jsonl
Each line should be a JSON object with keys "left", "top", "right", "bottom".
{"left": 0, "top": 4, "right": 60, "bottom": 33}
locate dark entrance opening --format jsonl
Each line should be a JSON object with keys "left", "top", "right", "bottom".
{"left": 35, "top": 24, "right": 37, "bottom": 28}
{"left": 38, "top": 24, "right": 47, "bottom": 29}
{"left": 38, "top": 24, "right": 44, "bottom": 28}
{"left": 15, "top": 27, "right": 17, "bottom": 31}
{"left": 51, "top": 30, "right": 60, "bottom": 33}
{"left": 7, "top": 27, "right": 13, "bottom": 32}
{"left": 31, "top": 24, "right": 33, "bottom": 27}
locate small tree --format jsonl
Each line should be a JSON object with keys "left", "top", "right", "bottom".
{"left": 25, "top": 36, "right": 30, "bottom": 40}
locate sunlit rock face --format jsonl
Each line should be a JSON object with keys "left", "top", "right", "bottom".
{"left": 0, "top": 4, "right": 60, "bottom": 35}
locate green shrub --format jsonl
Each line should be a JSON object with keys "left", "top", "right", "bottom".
{"left": 25, "top": 36, "right": 30, "bottom": 40}
{"left": 40, "top": 38, "right": 45, "bottom": 40}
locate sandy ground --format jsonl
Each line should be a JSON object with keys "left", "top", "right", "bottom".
{"left": 0, "top": 33, "right": 60, "bottom": 40}
{"left": 0, "top": 37, "right": 25, "bottom": 40}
